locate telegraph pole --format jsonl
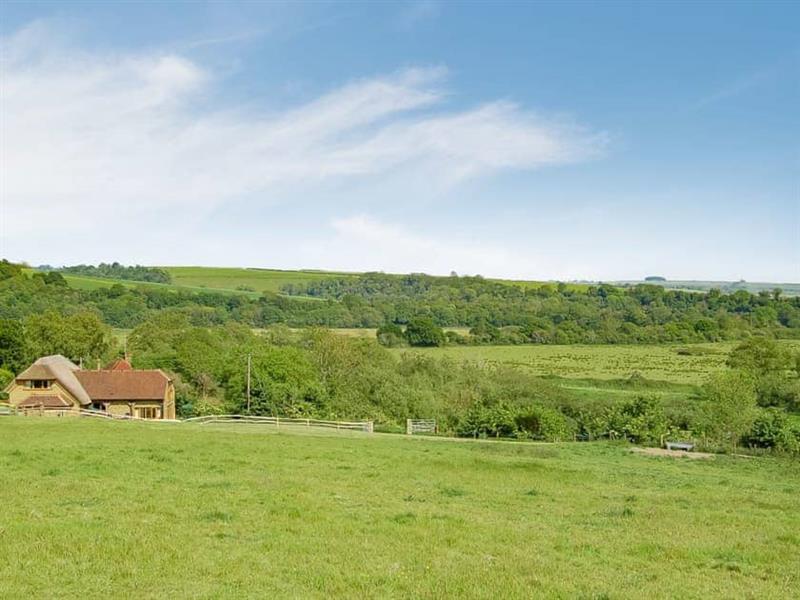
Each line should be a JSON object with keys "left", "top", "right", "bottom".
{"left": 246, "top": 353, "right": 251, "bottom": 413}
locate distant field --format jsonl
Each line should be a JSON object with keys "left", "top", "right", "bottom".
{"left": 613, "top": 279, "right": 800, "bottom": 297}
{"left": 161, "top": 266, "right": 358, "bottom": 295}
{"left": 1, "top": 418, "right": 797, "bottom": 598}
{"left": 397, "top": 343, "right": 737, "bottom": 384}
{"left": 43, "top": 264, "right": 590, "bottom": 297}
{"left": 26, "top": 270, "right": 264, "bottom": 298}
{"left": 287, "top": 327, "right": 472, "bottom": 339}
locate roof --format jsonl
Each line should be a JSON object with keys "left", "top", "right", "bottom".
{"left": 75, "top": 370, "right": 170, "bottom": 401}
{"left": 15, "top": 355, "right": 91, "bottom": 406}
{"left": 105, "top": 358, "right": 133, "bottom": 371}
{"left": 17, "top": 395, "right": 71, "bottom": 408}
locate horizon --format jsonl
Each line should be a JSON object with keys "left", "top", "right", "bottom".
{"left": 18, "top": 260, "right": 800, "bottom": 286}
{"left": 1, "top": 1, "right": 798, "bottom": 281}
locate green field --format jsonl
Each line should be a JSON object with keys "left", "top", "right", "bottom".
{"left": 1, "top": 419, "right": 797, "bottom": 598}
{"left": 162, "top": 266, "right": 358, "bottom": 295}
{"left": 24, "top": 269, "right": 265, "bottom": 298}
{"left": 37, "top": 264, "right": 589, "bottom": 298}
{"left": 397, "top": 343, "right": 737, "bottom": 384}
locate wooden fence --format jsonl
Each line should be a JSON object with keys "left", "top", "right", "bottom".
{"left": 406, "top": 419, "right": 437, "bottom": 435}
{"left": 182, "top": 414, "right": 373, "bottom": 433}
{"left": 1, "top": 403, "right": 372, "bottom": 432}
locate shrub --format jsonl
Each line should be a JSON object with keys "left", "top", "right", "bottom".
{"left": 376, "top": 323, "right": 405, "bottom": 347}
{"left": 743, "top": 408, "right": 799, "bottom": 453}
{"left": 701, "top": 371, "right": 758, "bottom": 449}
{"left": 607, "top": 395, "right": 668, "bottom": 445}
{"left": 516, "top": 406, "right": 577, "bottom": 441}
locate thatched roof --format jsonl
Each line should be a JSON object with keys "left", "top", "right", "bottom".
{"left": 15, "top": 355, "right": 91, "bottom": 406}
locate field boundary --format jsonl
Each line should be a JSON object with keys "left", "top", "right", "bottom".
{"left": 183, "top": 414, "right": 373, "bottom": 432}
{"left": 1, "top": 405, "right": 372, "bottom": 432}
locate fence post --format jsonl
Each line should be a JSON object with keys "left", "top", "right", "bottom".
{"left": 366, "top": 421, "right": 373, "bottom": 433}
{"left": 406, "top": 419, "right": 412, "bottom": 435}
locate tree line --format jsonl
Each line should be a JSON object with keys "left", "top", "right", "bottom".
{"left": 2, "top": 261, "right": 799, "bottom": 346}
{"left": 52, "top": 262, "right": 172, "bottom": 284}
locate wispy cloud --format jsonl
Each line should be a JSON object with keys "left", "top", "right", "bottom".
{"left": 690, "top": 64, "right": 781, "bottom": 111}
{"left": 0, "top": 22, "right": 604, "bottom": 265}
{"left": 396, "top": 1, "right": 442, "bottom": 31}
{"left": 329, "top": 214, "right": 528, "bottom": 277}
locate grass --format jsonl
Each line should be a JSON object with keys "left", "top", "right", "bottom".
{"left": 48, "top": 272, "right": 264, "bottom": 298}
{"left": 161, "top": 266, "right": 358, "bottom": 295}
{"left": 39, "top": 264, "right": 589, "bottom": 298}
{"left": 1, "top": 418, "right": 798, "bottom": 598}
{"left": 397, "top": 343, "right": 738, "bottom": 384}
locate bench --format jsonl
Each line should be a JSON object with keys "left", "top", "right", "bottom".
{"left": 665, "top": 441, "right": 694, "bottom": 452}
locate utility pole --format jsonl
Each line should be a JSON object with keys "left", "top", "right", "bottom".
{"left": 246, "top": 353, "right": 251, "bottom": 413}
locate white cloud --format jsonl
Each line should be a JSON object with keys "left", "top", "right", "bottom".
{"left": 0, "top": 22, "right": 604, "bottom": 268}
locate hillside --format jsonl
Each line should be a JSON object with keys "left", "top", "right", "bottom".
{"left": 1, "top": 419, "right": 798, "bottom": 598}
{"left": 613, "top": 279, "right": 800, "bottom": 297}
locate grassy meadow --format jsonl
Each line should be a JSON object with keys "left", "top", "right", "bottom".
{"left": 1, "top": 418, "right": 798, "bottom": 598}
{"left": 162, "top": 266, "right": 358, "bottom": 295}
{"left": 30, "top": 264, "right": 586, "bottom": 298}
{"left": 397, "top": 343, "right": 735, "bottom": 384}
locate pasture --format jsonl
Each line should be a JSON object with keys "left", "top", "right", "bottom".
{"left": 38, "top": 264, "right": 589, "bottom": 298}
{"left": 162, "top": 266, "right": 358, "bottom": 295}
{"left": 397, "top": 343, "right": 737, "bottom": 384}
{"left": 1, "top": 418, "right": 798, "bottom": 598}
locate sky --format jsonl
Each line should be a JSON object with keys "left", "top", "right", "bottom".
{"left": 1, "top": 1, "right": 798, "bottom": 282}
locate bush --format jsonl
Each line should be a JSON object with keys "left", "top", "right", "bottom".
{"left": 376, "top": 323, "right": 405, "bottom": 347}
{"left": 516, "top": 406, "right": 577, "bottom": 441}
{"left": 743, "top": 408, "right": 799, "bottom": 453}
{"left": 701, "top": 371, "right": 758, "bottom": 449}
{"left": 607, "top": 395, "right": 668, "bottom": 445}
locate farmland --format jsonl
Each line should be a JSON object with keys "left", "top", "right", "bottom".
{"left": 1, "top": 418, "right": 797, "bottom": 598}
{"left": 41, "top": 265, "right": 582, "bottom": 297}
{"left": 162, "top": 266, "right": 358, "bottom": 295}
{"left": 398, "top": 343, "right": 737, "bottom": 384}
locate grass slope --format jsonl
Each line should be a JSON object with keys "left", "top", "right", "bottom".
{"left": 1, "top": 419, "right": 798, "bottom": 598}
{"left": 162, "top": 266, "right": 358, "bottom": 295}
{"left": 45, "top": 264, "right": 589, "bottom": 298}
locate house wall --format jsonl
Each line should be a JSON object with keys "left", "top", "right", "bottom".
{"left": 105, "top": 401, "right": 134, "bottom": 417}
{"left": 163, "top": 382, "right": 176, "bottom": 420}
{"left": 7, "top": 381, "right": 81, "bottom": 409}
{"left": 105, "top": 400, "right": 165, "bottom": 419}
{"left": 17, "top": 408, "right": 80, "bottom": 417}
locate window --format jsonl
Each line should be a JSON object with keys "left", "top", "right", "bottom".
{"left": 136, "top": 407, "right": 158, "bottom": 419}
{"left": 26, "top": 380, "right": 51, "bottom": 389}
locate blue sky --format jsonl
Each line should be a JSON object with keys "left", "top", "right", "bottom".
{"left": 1, "top": 1, "right": 797, "bottom": 281}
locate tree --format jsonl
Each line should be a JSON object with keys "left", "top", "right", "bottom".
{"left": 24, "top": 311, "right": 114, "bottom": 364}
{"left": 743, "top": 408, "right": 799, "bottom": 453}
{"left": 404, "top": 318, "right": 445, "bottom": 347}
{"left": 0, "top": 319, "right": 27, "bottom": 372}
{"left": 702, "top": 371, "right": 758, "bottom": 449}
{"left": 608, "top": 395, "right": 668, "bottom": 444}
{"left": 727, "top": 338, "right": 796, "bottom": 408}
{"left": 376, "top": 323, "right": 404, "bottom": 347}
{"left": 0, "top": 259, "right": 23, "bottom": 280}
{"left": 0, "top": 368, "right": 13, "bottom": 394}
